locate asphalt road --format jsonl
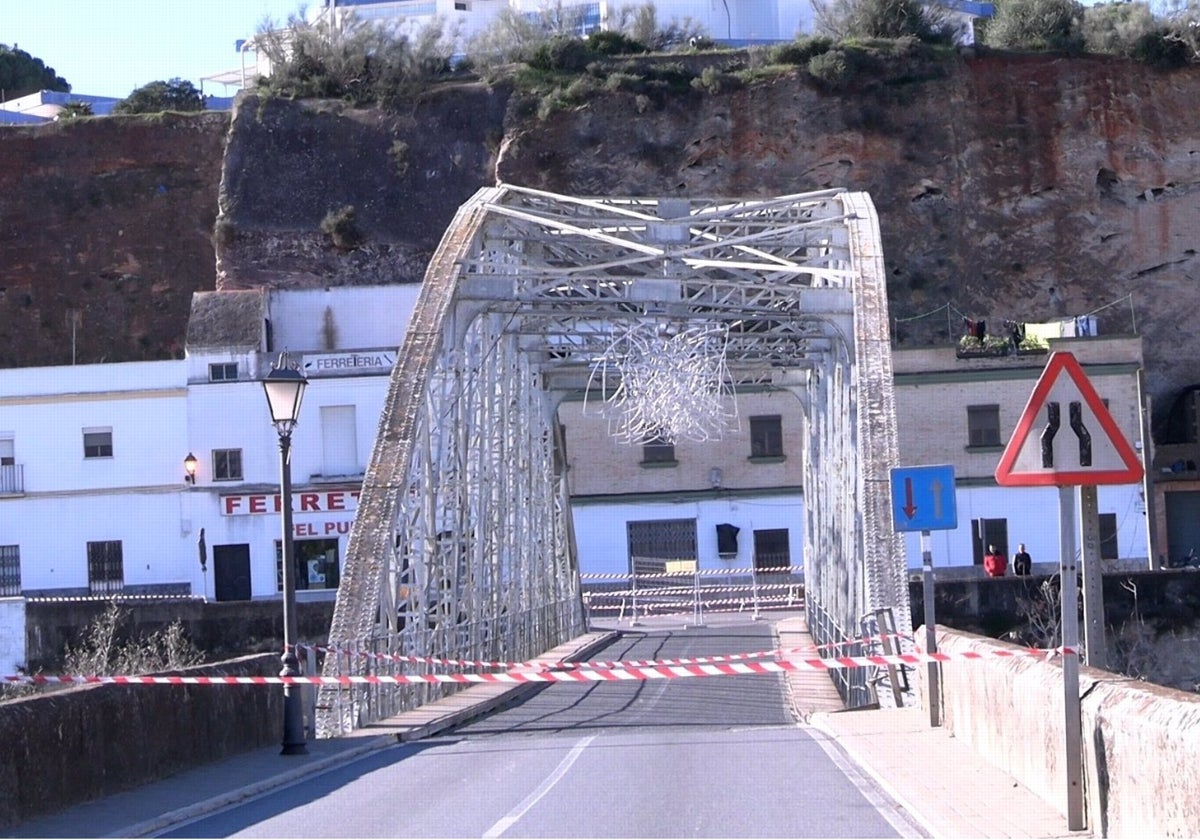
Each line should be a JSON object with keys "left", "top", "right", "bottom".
{"left": 161, "top": 622, "right": 926, "bottom": 839}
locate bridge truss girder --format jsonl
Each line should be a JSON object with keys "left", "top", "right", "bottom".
{"left": 318, "top": 186, "right": 907, "bottom": 735}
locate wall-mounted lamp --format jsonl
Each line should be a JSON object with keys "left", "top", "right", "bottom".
{"left": 184, "top": 452, "right": 198, "bottom": 485}
{"left": 709, "top": 467, "right": 723, "bottom": 489}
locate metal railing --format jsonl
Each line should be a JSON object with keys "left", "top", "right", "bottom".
{"left": 0, "top": 464, "right": 23, "bottom": 495}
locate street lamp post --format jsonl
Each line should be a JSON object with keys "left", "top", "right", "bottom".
{"left": 262, "top": 353, "right": 309, "bottom": 756}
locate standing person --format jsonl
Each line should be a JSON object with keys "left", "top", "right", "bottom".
{"left": 1013, "top": 543, "right": 1032, "bottom": 576}
{"left": 983, "top": 544, "right": 1008, "bottom": 577}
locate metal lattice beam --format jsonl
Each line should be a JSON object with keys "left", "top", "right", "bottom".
{"left": 318, "top": 186, "right": 906, "bottom": 734}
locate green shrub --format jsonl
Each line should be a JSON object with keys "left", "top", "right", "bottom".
{"left": 772, "top": 36, "right": 837, "bottom": 65}
{"left": 529, "top": 35, "right": 594, "bottom": 72}
{"left": 321, "top": 205, "right": 364, "bottom": 250}
{"left": 587, "top": 30, "right": 648, "bottom": 56}
{"left": 388, "top": 140, "right": 410, "bottom": 178}
{"left": 691, "top": 66, "right": 745, "bottom": 94}
{"left": 255, "top": 10, "right": 455, "bottom": 104}
{"left": 808, "top": 49, "right": 856, "bottom": 89}
{"left": 1131, "top": 28, "right": 1193, "bottom": 68}
{"left": 63, "top": 602, "right": 203, "bottom": 677}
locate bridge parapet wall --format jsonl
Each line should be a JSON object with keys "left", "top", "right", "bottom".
{"left": 927, "top": 626, "right": 1200, "bottom": 837}
{"left": 0, "top": 654, "right": 281, "bottom": 829}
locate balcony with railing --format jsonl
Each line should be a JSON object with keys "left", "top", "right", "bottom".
{"left": 0, "top": 463, "right": 24, "bottom": 496}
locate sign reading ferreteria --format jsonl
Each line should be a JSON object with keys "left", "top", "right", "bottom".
{"left": 302, "top": 350, "right": 396, "bottom": 375}
{"left": 221, "top": 489, "right": 361, "bottom": 516}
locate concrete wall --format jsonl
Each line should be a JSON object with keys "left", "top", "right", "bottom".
{"left": 924, "top": 626, "right": 1200, "bottom": 838}
{"left": 23, "top": 599, "right": 335, "bottom": 671}
{"left": 0, "top": 654, "right": 282, "bottom": 829}
{"left": 0, "top": 598, "right": 24, "bottom": 674}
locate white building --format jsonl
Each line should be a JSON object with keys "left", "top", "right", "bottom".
{"left": 0, "top": 284, "right": 419, "bottom": 602}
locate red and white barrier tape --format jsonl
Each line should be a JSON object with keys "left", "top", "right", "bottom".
{"left": 3, "top": 647, "right": 1075, "bottom": 686}
{"left": 300, "top": 633, "right": 914, "bottom": 672}
{"left": 580, "top": 566, "right": 803, "bottom": 581}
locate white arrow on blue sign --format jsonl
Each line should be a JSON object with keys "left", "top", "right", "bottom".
{"left": 889, "top": 464, "right": 958, "bottom": 532}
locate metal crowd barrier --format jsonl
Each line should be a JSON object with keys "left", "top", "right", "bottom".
{"left": 580, "top": 565, "right": 805, "bottom": 626}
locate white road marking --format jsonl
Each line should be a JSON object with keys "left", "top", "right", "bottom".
{"left": 482, "top": 734, "right": 597, "bottom": 838}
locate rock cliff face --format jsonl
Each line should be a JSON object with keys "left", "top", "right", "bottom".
{"left": 0, "top": 112, "right": 228, "bottom": 366}
{"left": 4, "top": 54, "right": 1200, "bottom": 435}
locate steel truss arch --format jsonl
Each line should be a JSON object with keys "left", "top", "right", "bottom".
{"left": 318, "top": 186, "right": 907, "bottom": 735}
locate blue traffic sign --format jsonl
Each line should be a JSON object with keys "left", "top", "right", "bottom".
{"left": 889, "top": 465, "right": 958, "bottom": 532}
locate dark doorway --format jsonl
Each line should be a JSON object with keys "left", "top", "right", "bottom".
{"left": 213, "top": 543, "right": 251, "bottom": 601}
{"left": 971, "top": 518, "right": 1008, "bottom": 566}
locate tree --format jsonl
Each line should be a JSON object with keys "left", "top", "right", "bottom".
{"left": 113, "top": 78, "right": 205, "bottom": 115}
{"left": 255, "top": 10, "right": 455, "bottom": 103}
{"left": 814, "top": 0, "right": 955, "bottom": 43}
{"left": 0, "top": 44, "right": 69, "bottom": 99}
{"left": 1081, "top": 1, "right": 1158, "bottom": 56}
{"left": 983, "top": 0, "right": 1085, "bottom": 52}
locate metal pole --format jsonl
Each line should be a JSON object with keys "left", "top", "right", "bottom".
{"left": 278, "top": 433, "right": 308, "bottom": 756}
{"left": 1059, "top": 486, "right": 1085, "bottom": 830}
{"left": 1078, "top": 485, "right": 1107, "bottom": 670}
{"left": 921, "top": 529, "right": 940, "bottom": 727}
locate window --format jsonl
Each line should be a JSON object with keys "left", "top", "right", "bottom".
{"left": 0, "top": 437, "right": 13, "bottom": 466}
{"left": 209, "top": 362, "right": 238, "bottom": 382}
{"left": 276, "top": 538, "right": 341, "bottom": 591}
{"left": 83, "top": 428, "right": 113, "bottom": 458}
{"left": 1099, "top": 513, "right": 1119, "bottom": 561}
{"left": 0, "top": 545, "right": 19, "bottom": 596}
{"left": 213, "top": 448, "right": 243, "bottom": 481}
{"left": 627, "top": 518, "right": 697, "bottom": 575}
{"left": 753, "top": 529, "right": 790, "bottom": 571}
{"left": 750, "top": 415, "right": 784, "bottom": 458}
{"left": 967, "top": 405, "right": 1001, "bottom": 448}
{"left": 642, "top": 436, "right": 676, "bottom": 464}
{"left": 454, "top": 0, "right": 470, "bottom": 8}
{"left": 87, "top": 540, "right": 124, "bottom": 594}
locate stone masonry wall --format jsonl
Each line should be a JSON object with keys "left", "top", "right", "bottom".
{"left": 925, "top": 626, "right": 1200, "bottom": 837}
{"left": 0, "top": 653, "right": 281, "bottom": 829}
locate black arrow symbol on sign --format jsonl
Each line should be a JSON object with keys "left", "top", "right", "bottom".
{"left": 903, "top": 477, "right": 917, "bottom": 519}
{"left": 1041, "top": 402, "right": 1060, "bottom": 468}
{"left": 1069, "top": 401, "right": 1092, "bottom": 467}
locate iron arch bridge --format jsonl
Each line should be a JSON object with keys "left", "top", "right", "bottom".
{"left": 317, "top": 186, "right": 908, "bottom": 735}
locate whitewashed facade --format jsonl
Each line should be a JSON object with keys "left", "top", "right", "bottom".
{"left": 0, "top": 283, "right": 1153, "bottom": 611}
{"left": 0, "top": 285, "right": 420, "bottom": 603}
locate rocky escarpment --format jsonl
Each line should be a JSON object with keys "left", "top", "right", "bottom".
{"left": 0, "top": 112, "right": 228, "bottom": 366}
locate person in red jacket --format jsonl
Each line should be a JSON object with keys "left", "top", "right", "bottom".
{"left": 983, "top": 545, "right": 1008, "bottom": 577}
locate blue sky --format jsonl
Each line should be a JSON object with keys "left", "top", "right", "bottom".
{"left": 3, "top": 1, "right": 309, "bottom": 100}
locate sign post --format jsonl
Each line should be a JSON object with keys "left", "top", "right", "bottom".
{"left": 890, "top": 463, "right": 957, "bottom": 728}
{"left": 995, "top": 351, "right": 1144, "bottom": 832}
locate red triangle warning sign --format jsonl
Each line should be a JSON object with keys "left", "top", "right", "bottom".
{"left": 995, "top": 351, "right": 1144, "bottom": 487}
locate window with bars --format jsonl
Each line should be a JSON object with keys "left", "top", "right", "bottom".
{"left": 753, "top": 529, "right": 791, "bottom": 571}
{"left": 627, "top": 518, "right": 697, "bottom": 575}
{"left": 83, "top": 428, "right": 113, "bottom": 458}
{"left": 209, "top": 362, "right": 238, "bottom": 382}
{"left": 641, "top": 436, "right": 676, "bottom": 464}
{"left": 967, "top": 405, "right": 1001, "bottom": 448}
{"left": 750, "top": 415, "right": 784, "bottom": 458}
{"left": 87, "top": 540, "right": 124, "bottom": 594}
{"left": 0, "top": 545, "right": 19, "bottom": 596}
{"left": 213, "top": 448, "right": 243, "bottom": 481}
